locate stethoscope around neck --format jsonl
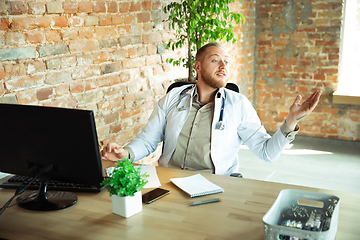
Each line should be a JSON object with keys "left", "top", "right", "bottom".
{"left": 178, "top": 86, "right": 226, "bottom": 131}
{"left": 215, "top": 97, "right": 225, "bottom": 130}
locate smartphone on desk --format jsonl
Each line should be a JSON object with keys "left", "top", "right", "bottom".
{"left": 142, "top": 188, "right": 170, "bottom": 204}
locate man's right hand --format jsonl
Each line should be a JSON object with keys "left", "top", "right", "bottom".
{"left": 101, "top": 143, "right": 128, "bottom": 162}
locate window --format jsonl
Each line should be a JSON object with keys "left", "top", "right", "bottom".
{"left": 334, "top": 0, "right": 360, "bottom": 105}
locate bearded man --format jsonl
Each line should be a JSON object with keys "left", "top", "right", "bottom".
{"left": 102, "top": 42, "right": 321, "bottom": 175}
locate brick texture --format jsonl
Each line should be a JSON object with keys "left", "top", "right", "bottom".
{"left": 255, "top": 0, "right": 360, "bottom": 141}
{"left": 0, "top": 0, "right": 177, "bottom": 156}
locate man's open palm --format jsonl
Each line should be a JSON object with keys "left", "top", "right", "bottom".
{"left": 289, "top": 90, "right": 322, "bottom": 122}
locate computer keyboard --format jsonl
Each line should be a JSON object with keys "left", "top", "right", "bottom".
{"left": 0, "top": 175, "right": 103, "bottom": 193}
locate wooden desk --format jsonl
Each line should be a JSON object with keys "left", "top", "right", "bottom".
{"left": 0, "top": 166, "right": 359, "bottom": 240}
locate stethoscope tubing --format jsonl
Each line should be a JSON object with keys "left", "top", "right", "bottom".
{"left": 177, "top": 85, "right": 226, "bottom": 130}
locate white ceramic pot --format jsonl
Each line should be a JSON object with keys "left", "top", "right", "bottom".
{"left": 111, "top": 191, "right": 142, "bottom": 218}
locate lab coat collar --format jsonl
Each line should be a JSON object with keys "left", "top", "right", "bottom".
{"left": 189, "top": 85, "right": 225, "bottom": 102}
{"left": 216, "top": 87, "right": 225, "bottom": 100}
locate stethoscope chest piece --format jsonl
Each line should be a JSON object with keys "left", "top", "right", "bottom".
{"left": 216, "top": 121, "right": 225, "bottom": 130}
{"left": 216, "top": 97, "right": 226, "bottom": 130}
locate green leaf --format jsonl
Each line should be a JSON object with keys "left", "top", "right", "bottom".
{"left": 101, "top": 158, "right": 149, "bottom": 197}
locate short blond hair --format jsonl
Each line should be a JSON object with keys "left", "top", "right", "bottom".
{"left": 195, "top": 42, "right": 225, "bottom": 62}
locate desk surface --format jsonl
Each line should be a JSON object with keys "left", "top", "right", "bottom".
{"left": 0, "top": 163, "right": 360, "bottom": 240}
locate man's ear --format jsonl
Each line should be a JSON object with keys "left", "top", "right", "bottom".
{"left": 194, "top": 61, "right": 201, "bottom": 73}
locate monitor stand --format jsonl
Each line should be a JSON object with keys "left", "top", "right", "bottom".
{"left": 16, "top": 175, "right": 78, "bottom": 211}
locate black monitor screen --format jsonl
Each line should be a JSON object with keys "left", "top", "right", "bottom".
{"left": 0, "top": 104, "right": 104, "bottom": 210}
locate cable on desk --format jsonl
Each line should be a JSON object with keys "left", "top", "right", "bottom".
{"left": 0, "top": 166, "right": 49, "bottom": 215}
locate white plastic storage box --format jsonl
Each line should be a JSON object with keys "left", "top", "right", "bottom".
{"left": 263, "top": 189, "right": 340, "bottom": 240}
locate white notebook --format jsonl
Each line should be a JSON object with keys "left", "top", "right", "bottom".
{"left": 170, "top": 173, "right": 224, "bottom": 198}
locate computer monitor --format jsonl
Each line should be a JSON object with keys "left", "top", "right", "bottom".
{"left": 0, "top": 104, "right": 104, "bottom": 211}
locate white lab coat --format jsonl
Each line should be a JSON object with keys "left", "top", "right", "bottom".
{"left": 127, "top": 84, "right": 291, "bottom": 175}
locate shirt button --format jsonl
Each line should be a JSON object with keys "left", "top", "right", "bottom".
{"left": 188, "top": 153, "right": 191, "bottom": 156}
{"left": 285, "top": 132, "right": 294, "bottom": 140}
{"left": 191, "top": 137, "right": 194, "bottom": 140}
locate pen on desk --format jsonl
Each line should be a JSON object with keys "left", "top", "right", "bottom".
{"left": 189, "top": 198, "right": 224, "bottom": 206}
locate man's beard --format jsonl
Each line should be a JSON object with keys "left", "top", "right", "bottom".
{"left": 200, "top": 69, "right": 227, "bottom": 89}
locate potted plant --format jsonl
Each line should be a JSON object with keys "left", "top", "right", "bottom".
{"left": 163, "top": 0, "right": 246, "bottom": 81}
{"left": 101, "top": 158, "right": 149, "bottom": 218}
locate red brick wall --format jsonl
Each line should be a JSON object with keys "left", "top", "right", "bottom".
{"left": 230, "top": 0, "right": 257, "bottom": 102}
{"left": 0, "top": 0, "right": 255, "bottom": 157}
{"left": 0, "top": 0, "right": 186, "bottom": 150}
{"left": 255, "top": 0, "right": 360, "bottom": 141}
